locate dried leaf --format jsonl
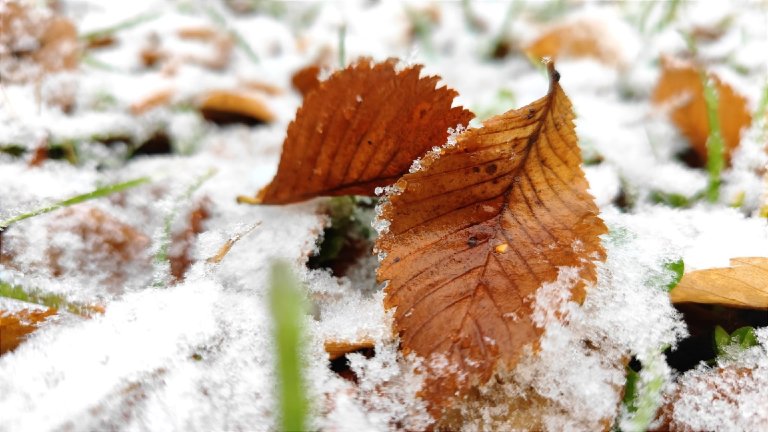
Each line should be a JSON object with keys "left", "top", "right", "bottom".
{"left": 670, "top": 257, "right": 768, "bottom": 309}
{"left": 0, "top": 308, "right": 56, "bottom": 355}
{"left": 376, "top": 63, "right": 607, "bottom": 416}
{"left": 324, "top": 338, "right": 376, "bottom": 361}
{"left": 0, "top": 1, "right": 79, "bottom": 83}
{"left": 652, "top": 57, "right": 752, "bottom": 166}
{"left": 249, "top": 58, "right": 474, "bottom": 204}
{"left": 525, "top": 17, "right": 625, "bottom": 67}
{"left": 291, "top": 64, "right": 322, "bottom": 97}
{"left": 2, "top": 207, "right": 152, "bottom": 294}
{"left": 199, "top": 90, "right": 275, "bottom": 125}
{"left": 169, "top": 199, "right": 210, "bottom": 282}
{"left": 130, "top": 88, "right": 174, "bottom": 115}
{"left": 653, "top": 365, "right": 767, "bottom": 431}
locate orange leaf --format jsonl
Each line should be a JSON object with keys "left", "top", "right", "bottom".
{"left": 291, "top": 64, "right": 321, "bottom": 97}
{"left": 130, "top": 88, "right": 174, "bottom": 115}
{"left": 199, "top": 90, "right": 275, "bottom": 124}
{"left": 249, "top": 58, "right": 474, "bottom": 204}
{"left": 324, "top": 338, "right": 376, "bottom": 361}
{"left": 652, "top": 57, "right": 752, "bottom": 166}
{"left": 670, "top": 257, "right": 768, "bottom": 309}
{"left": 376, "top": 63, "right": 607, "bottom": 416}
{"left": 525, "top": 18, "right": 625, "bottom": 67}
{"left": 0, "top": 308, "right": 56, "bottom": 355}
{"left": 0, "top": 1, "right": 79, "bottom": 83}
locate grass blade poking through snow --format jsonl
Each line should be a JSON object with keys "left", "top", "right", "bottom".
{"left": 0, "top": 281, "right": 103, "bottom": 317}
{"left": 269, "top": 261, "right": 308, "bottom": 432}
{"left": 153, "top": 169, "right": 216, "bottom": 286}
{"left": 702, "top": 73, "right": 725, "bottom": 203}
{"left": 620, "top": 349, "right": 669, "bottom": 432}
{"left": 0, "top": 177, "right": 151, "bottom": 230}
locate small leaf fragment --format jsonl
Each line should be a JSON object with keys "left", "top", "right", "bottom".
{"left": 376, "top": 63, "right": 607, "bottom": 416}
{"left": 199, "top": 90, "right": 275, "bottom": 125}
{"left": 250, "top": 58, "right": 474, "bottom": 204}
{"left": 670, "top": 257, "right": 768, "bottom": 309}
{"left": 324, "top": 338, "right": 375, "bottom": 361}
{"left": 0, "top": 308, "right": 56, "bottom": 355}
{"left": 665, "top": 259, "right": 685, "bottom": 292}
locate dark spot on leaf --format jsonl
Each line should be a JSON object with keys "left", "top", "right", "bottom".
{"left": 485, "top": 164, "right": 497, "bottom": 175}
{"left": 527, "top": 108, "right": 535, "bottom": 119}
{"left": 467, "top": 236, "right": 478, "bottom": 247}
{"left": 472, "top": 167, "right": 480, "bottom": 173}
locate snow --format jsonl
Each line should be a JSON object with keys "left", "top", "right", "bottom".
{"left": 1, "top": 0, "right": 767, "bottom": 431}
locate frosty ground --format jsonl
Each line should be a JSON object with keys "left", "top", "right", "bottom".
{"left": 1, "top": 1, "right": 767, "bottom": 431}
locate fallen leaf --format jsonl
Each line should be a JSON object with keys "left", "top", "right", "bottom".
{"left": 199, "top": 90, "right": 275, "bottom": 125}
{"left": 139, "top": 27, "right": 233, "bottom": 74}
{"left": 169, "top": 199, "right": 210, "bottom": 282}
{"left": 652, "top": 365, "right": 767, "bottom": 431}
{"left": 652, "top": 57, "right": 752, "bottom": 166}
{"left": 241, "top": 79, "right": 284, "bottom": 96}
{"left": 525, "top": 17, "right": 626, "bottom": 68}
{"left": 0, "top": 308, "right": 56, "bottom": 355}
{"left": 0, "top": 1, "right": 79, "bottom": 83}
{"left": 670, "top": 257, "right": 768, "bottom": 309}
{"left": 1, "top": 207, "right": 152, "bottom": 294}
{"left": 324, "top": 338, "right": 376, "bottom": 361}
{"left": 291, "top": 64, "right": 322, "bottom": 97}
{"left": 246, "top": 58, "right": 474, "bottom": 204}
{"left": 376, "top": 63, "right": 607, "bottom": 416}
{"left": 130, "top": 88, "right": 174, "bottom": 115}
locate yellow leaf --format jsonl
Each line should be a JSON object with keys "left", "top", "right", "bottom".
{"left": 670, "top": 257, "right": 768, "bottom": 309}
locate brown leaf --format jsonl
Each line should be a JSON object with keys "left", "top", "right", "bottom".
{"left": 169, "top": 199, "right": 210, "bottom": 282}
{"left": 248, "top": 58, "right": 474, "bottom": 204}
{"left": 652, "top": 365, "right": 767, "bottom": 431}
{"left": 375, "top": 63, "right": 607, "bottom": 417}
{"left": 0, "top": 1, "right": 79, "bottom": 83}
{"left": 670, "top": 257, "right": 768, "bottom": 309}
{"left": 1, "top": 207, "right": 152, "bottom": 294}
{"left": 130, "top": 88, "right": 174, "bottom": 115}
{"left": 199, "top": 90, "right": 275, "bottom": 125}
{"left": 291, "top": 64, "right": 322, "bottom": 97}
{"left": 525, "top": 18, "right": 625, "bottom": 67}
{"left": 0, "top": 308, "right": 56, "bottom": 355}
{"left": 324, "top": 338, "right": 376, "bottom": 361}
{"left": 652, "top": 57, "right": 752, "bottom": 166}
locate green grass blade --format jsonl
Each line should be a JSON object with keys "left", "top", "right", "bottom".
{"left": 0, "top": 177, "right": 151, "bottom": 230}
{"left": 702, "top": 73, "right": 724, "bottom": 203}
{"left": 79, "top": 12, "right": 158, "bottom": 42}
{"left": 0, "top": 281, "right": 101, "bottom": 316}
{"left": 153, "top": 169, "right": 216, "bottom": 285}
{"left": 269, "top": 261, "right": 308, "bottom": 432}
{"left": 338, "top": 23, "right": 347, "bottom": 68}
